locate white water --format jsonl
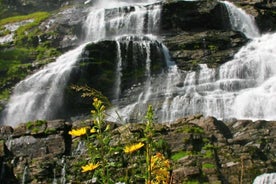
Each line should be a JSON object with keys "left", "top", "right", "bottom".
{"left": 22, "top": 165, "right": 29, "bottom": 184}
{"left": 2, "top": 0, "right": 276, "bottom": 125}
{"left": 253, "top": 173, "right": 276, "bottom": 184}
{"left": 113, "top": 32, "right": 276, "bottom": 123}
{"left": 1, "top": 0, "right": 163, "bottom": 126}
{"left": 84, "top": 1, "right": 161, "bottom": 41}
{"left": 60, "top": 157, "right": 66, "bottom": 184}
{"left": 2, "top": 44, "right": 87, "bottom": 126}
{"left": 222, "top": 1, "right": 260, "bottom": 39}
{"left": 109, "top": 1, "right": 276, "bottom": 123}
{"left": 114, "top": 40, "right": 123, "bottom": 102}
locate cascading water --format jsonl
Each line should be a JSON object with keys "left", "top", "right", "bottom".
{"left": 22, "top": 164, "right": 29, "bottom": 184}
{"left": 109, "top": 1, "right": 276, "bottom": 123}
{"left": 1, "top": 0, "right": 163, "bottom": 126}
{"left": 222, "top": 1, "right": 260, "bottom": 39}
{"left": 1, "top": 44, "right": 87, "bottom": 126}
{"left": 2, "top": 0, "right": 276, "bottom": 126}
{"left": 253, "top": 173, "right": 276, "bottom": 184}
{"left": 108, "top": 34, "right": 167, "bottom": 122}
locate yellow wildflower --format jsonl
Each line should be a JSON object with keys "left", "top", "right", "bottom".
{"left": 81, "top": 162, "right": 100, "bottom": 172}
{"left": 150, "top": 152, "right": 170, "bottom": 184}
{"left": 68, "top": 127, "right": 87, "bottom": 137}
{"left": 90, "top": 127, "right": 97, "bottom": 133}
{"left": 124, "top": 142, "right": 144, "bottom": 154}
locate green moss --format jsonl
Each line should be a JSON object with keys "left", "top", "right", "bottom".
{"left": 208, "top": 45, "right": 218, "bottom": 52}
{"left": 0, "top": 12, "right": 50, "bottom": 49}
{"left": 0, "top": 11, "right": 61, "bottom": 101}
{"left": 202, "top": 163, "right": 215, "bottom": 169}
{"left": 0, "top": 89, "right": 9, "bottom": 100}
{"left": 182, "top": 125, "right": 204, "bottom": 134}
{"left": 45, "top": 128, "right": 57, "bottom": 135}
{"left": 203, "top": 150, "right": 213, "bottom": 158}
{"left": 183, "top": 180, "right": 200, "bottom": 184}
{"left": 0, "top": 12, "right": 49, "bottom": 27}
{"left": 171, "top": 151, "right": 193, "bottom": 161}
{"left": 26, "top": 120, "right": 47, "bottom": 132}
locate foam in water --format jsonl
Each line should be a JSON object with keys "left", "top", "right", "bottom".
{"left": 2, "top": 0, "right": 276, "bottom": 126}
{"left": 109, "top": 1, "right": 276, "bottom": 123}
{"left": 222, "top": 1, "right": 260, "bottom": 38}
{"left": 1, "top": 0, "right": 162, "bottom": 126}
{"left": 113, "top": 32, "right": 276, "bottom": 123}
{"left": 2, "top": 44, "right": 87, "bottom": 126}
{"left": 253, "top": 173, "right": 276, "bottom": 184}
{"left": 84, "top": 2, "right": 161, "bottom": 41}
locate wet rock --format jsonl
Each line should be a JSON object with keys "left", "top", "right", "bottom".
{"left": 164, "top": 30, "right": 248, "bottom": 70}
{"left": 0, "top": 125, "right": 13, "bottom": 140}
{"left": 172, "top": 166, "right": 201, "bottom": 183}
{"left": 161, "top": 0, "right": 231, "bottom": 33}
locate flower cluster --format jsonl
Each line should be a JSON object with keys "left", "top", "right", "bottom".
{"left": 150, "top": 152, "right": 170, "bottom": 184}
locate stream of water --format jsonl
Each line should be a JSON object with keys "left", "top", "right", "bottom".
{"left": 1, "top": 0, "right": 276, "bottom": 128}
{"left": 1, "top": 0, "right": 163, "bottom": 126}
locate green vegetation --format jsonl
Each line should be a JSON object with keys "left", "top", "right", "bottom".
{"left": 184, "top": 181, "right": 200, "bottom": 184}
{"left": 44, "top": 128, "right": 57, "bottom": 135}
{"left": 208, "top": 44, "right": 218, "bottom": 53}
{"left": 0, "top": 89, "right": 9, "bottom": 100}
{"left": 202, "top": 163, "right": 215, "bottom": 169}
{"left": 69, "top": 96, "right": 171, "bottom": 183}
{"left": 0, "top": 11, "right": 61, "bottom": 103}
{"left": 0, "top": 12, "right": 49, "bottom": 26}
{"left": 171, "top": 151, "right": 192, "bottom": 161}
{"left": 182, "top": 124, "right": 204, "bottom": 134}
{"left": 26, "top": 120, "right": 47, "bottom": 134}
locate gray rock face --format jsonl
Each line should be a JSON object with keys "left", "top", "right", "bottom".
{"left": 0, "top": 119, "right": 70, "bottom": 183}
{"left": 0, "top": 116, "right": 276, "bottom": 183}
{"left": 39, "top": 6, "right": 88, "bottom": 52}
{"left": 164, "top": 30, "right": 248, "bottom": 70}
{"left": 2, "top": 0, "right": 87, "bottom": 16}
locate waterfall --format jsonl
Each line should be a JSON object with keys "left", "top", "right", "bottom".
{"left": 114, "top": 40, "right": 123, "bottom": 102}
{"left": 1, "top": 0, "right": 163, "bottom": 126}
{"left": 60, "top": 157, "right": 66, "bottom": 184}
{"left": 222, "top": 1, "right": 260, "bottom": 38}
{"left": 22, "top": 164, "right": 29, "bottom": 184}
{"left": 2, "top": 0, "right": 275, "bottom": 126}
{"left": 107, "top": 35, "right": 166, "bottom": 122}
{"left": 160, "top": 33, "right": 276, "bottom": 122}
{"left": 109, "top": 1, "right": 276, "bottom": 123}
{"left": 1, "top": 44, "right": 87, "bottom": 126}
{"left": 84, "top": 1, "right": 161, "bottom": 40}
{"left": 253, "top": 173, "right": 276, "bottom": 184}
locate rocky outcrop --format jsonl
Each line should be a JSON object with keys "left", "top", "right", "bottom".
{"left": 0, "top": 116, "right": 276, "bottom": 183}
{"left": 164, "top": 30, "right": 248, "bottom": 70}
{"left": 64, "top": 38, "right": 168, "bottom": 116}
{"left": 255, "top": 3, "right": 276, "bottom": 33}
{"left": 0, "top": 119, "right": 71, "bottom": 183}
{"left": 161, "top": 0, "right": 231, "bottom": 33}
{"left": 0, "top": 0, "right": 88, "bottom": 18}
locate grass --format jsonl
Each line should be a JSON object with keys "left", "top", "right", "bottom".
{"left": 0, "top": 89, "right": 9, "bottom": 100}
{"left": 0, "top": 11, "right": 60, "bottom": 102}
{"left": 171, "top": 151, "right": 193, "bottom": 161}
{"left": 202, "top": 163, "right": 215, "bottom": 169}
{"left": 182, "top": 125, "right": 204, "bottom": 134}
{"left": 0, "top": 12, "right": 49, "bottom": 26}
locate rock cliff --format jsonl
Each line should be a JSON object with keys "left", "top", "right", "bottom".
{"left": 0, "top": 0, "right": 275, "bottom": 182}
{"left": 0, "top": 115, "right": 276, "bottom": 183}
